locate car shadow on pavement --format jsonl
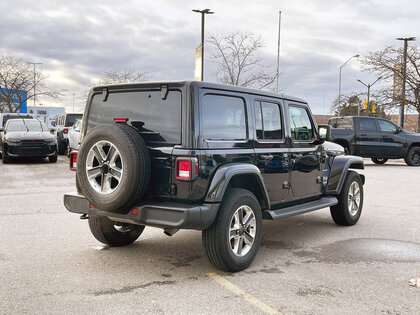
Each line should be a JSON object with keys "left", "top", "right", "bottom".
{"left": 1, "top": 156, "right": 51, "bottom": 164}
{"left": 79, "top": 214, "right": 342, "bottom": 280}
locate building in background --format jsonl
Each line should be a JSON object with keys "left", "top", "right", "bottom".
{"left": 27, "top": 106, "right": 66, "bottom": 128}
{"left": 0, "top": 88, "right": 27, "bottom": 113}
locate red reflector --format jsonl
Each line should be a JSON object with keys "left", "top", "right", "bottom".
{"left": 113, "top": 118, "right": 128, "bottom": 123}
{"left": 176, "top": 158, "right": 191, "bottom": 181}
{"left": 131, "top": 208, "right": 138, "bottom": 215}
{"left": 89, "top": 204, "right": 94, "bottom": 209}
{"left": 69, "top": 151, "right": 78, "bottom": 171}
{"left": 63, "top": 128, "right": 68, "bottom": 134}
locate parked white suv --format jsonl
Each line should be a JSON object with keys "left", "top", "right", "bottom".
{"left": 53, "top": 113, "right": 83, "bottom": 155}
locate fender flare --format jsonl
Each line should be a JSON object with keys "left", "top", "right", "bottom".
{"left": 204, "top": 163, "right": 270, "bottom": 209}
{"left": 326, "top": 155, "right": 364, "bottom": 195}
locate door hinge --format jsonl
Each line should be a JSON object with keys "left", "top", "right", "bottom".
{"left": 316, "top": 176, "right": 323, "bottom": 184}
{"left": 282, "top": 181, "right": 290, "bottom": 189}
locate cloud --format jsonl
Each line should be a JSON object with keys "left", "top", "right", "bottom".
{"left": 0, "top": 0, "right": 418, "bottom": 113}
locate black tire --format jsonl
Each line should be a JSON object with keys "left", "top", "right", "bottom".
{"left": 57, "top": 139, "right": 66, "bottom": 155}
{"left": 88, "top": 215, "right": 144, "bottom": 246}
{"left": 49, "top": 155, "right": 58, "bottom": 163}
{"left": 2, "top": 147, "right": 10, "bottom": 164}
{"left": 371, "top": 158, "right": 388, "bottom": 164}
{"left": 202, "top": 188, "right": 262, "bottom": 272}
{"left": 77, "top": 124, "right": 151, "bottom": 213}
{"left": 330, "top": 170, "right": 363, "bottom": 226}
{"left": 404, "top": 146, "right": 420, "bottom": 166}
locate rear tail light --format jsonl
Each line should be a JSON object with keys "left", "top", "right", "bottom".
{"left": 63, "top": 128, "right": 68, "bottom": 134}
{"left": 114, "top": 118, "right": 128, "bottom": 123}
{"left": 69, "top": 151, "right": 78, "bottom": 171}
{"left": 175, "top": 158, "right": 198, "bottom": 181}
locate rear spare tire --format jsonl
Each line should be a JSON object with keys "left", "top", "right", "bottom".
{"left": 77, "top": 124, "right": 151, "bottom": 213}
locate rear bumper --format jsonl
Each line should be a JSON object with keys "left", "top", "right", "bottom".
{"left": 63, "top": 192, "right": 219, "bottom": 231}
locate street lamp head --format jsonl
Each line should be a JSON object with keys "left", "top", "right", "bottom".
{"left": 396, "top": 37, "right": 416, "bottom": 41}
{"left": 354, "top": 54, "right": 360, "bottom": 58}
{"left": 192, "top": 8, "right": 214, "bottom": 14}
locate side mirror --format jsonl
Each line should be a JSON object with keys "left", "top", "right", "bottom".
{"left": 318, "top": 124, "right": 331, "bottom": 141}
{"left": 396, "top": 126, "right": 402, "bottom": 134}
{"left": 0, "top": 127, "right": 4, "bottom": 132}
{"left": 51, "top": 121, "right": 56, "bottom": 127}
{"left": 49, "top": 128, "right": 56, "bottom": 134}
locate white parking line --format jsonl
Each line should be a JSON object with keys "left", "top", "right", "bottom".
{"left": 207, "top": 272, "right": 281, "bottom": 315}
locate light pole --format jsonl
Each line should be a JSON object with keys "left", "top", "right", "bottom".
{"left": 72, "top": 93, "right": 75, "bottom": 113}
{"left": 357, "top": 76, "right": 382, "bottom": 112}
{"left": 338, "top": 54, "right": 359, "bottom": 108}
{"left": 396, "top": 37, "right": 416, "bottom": 128}
{"left": 192, "top": 8, "right": 214, "bottom": 81}
{"left": 26, "top": 62, "right": 42, "bottom": 109}
{"left": 275, "top": 11, "right": 282, "bottom": 93}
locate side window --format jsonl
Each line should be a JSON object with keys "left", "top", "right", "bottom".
{"left": 289, "top": 106, "right": 314, "bottom": 141}
{"left": 359, "top": 118, "right": 377, "bottom": 131}
{"left": 202, "top": 94, "right": 247, "bottom": 140}
{"left": 378, "top": 120, "right": 397, "bottom": 133}
{"left": 254, "top": 101, "right": 283, "bottom": 140}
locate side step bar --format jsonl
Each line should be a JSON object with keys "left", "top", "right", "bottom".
{"left": 263, "top": 196, "right": 338, "bottom": 220}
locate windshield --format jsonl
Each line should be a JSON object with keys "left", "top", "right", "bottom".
{"left": 2, "top": 114, "right": 33, "bottom": 127}
{"left": 6, "top": 120, "right": 48, "bottom": 132}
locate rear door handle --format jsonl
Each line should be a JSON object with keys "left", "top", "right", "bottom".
{"left": 259, "top": 154, "right": 273, "bottom": 160}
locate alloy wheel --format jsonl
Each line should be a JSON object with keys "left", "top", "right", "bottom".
{"left": 348, "top": 181, "right": 361, "bottom": 216}
{"left": 85, "top": 140, "right": 123, "bottom": 194}
{"left": 229, "top": 205, "right": 257, "bottom": 257}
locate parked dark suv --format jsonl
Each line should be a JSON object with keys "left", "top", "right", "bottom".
{"left": 64, "top": 81, "right": 366, "bottom": 272}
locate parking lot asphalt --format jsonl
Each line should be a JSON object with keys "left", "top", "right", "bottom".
{"left": 1, "top": 156, "right": 419, "bottom": 314}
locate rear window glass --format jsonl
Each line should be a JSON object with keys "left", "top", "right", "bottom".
{"left": 328, "top": 117, "right": 353, "bottom": 129}
{"left": 202, "top": 94, "right": 247, "bottom": 140}
{"left": 88, "top": 90, "right": 182, "bottom": 143}
{"left": 358, "top": 118, "right": 377, "bottom": 131}
{"left": 254, "top": 101, "right": 283, "bottom": 140}
{"left": 65, "top": 114, "right": 83, "bottom": 127}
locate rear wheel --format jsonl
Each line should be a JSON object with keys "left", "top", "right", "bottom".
{"left": 330, "top": 171, "right": 363, "bottom": 226}
{"left": 88, "top": 215, "right": 144, "bottom": 246}
{"left": 404, "top": 146, "right": 420, "bottom": 166}
{"left": 202, "top": 188, "right": 262, "bottom": 272}
{"left": 57, "top": 139, "right": 66, "bottom": 155}
{"left": 371, "top": 158, "right": 388, "bottom": 164}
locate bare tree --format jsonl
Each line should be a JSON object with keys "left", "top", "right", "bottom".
{"left": 0, "top": 56, "right": 61, "bottom": 113}
{"left": 93, "top": 69, "right": 149, "bottom": 85}
{"left": 331, "top": 93, "right": 387, "bottom": 118}
{"left": 362, "top": 45, "right": 420, "bottom": 131}
{"left": 208, "top": 33, "right": 277, "bottom": 90}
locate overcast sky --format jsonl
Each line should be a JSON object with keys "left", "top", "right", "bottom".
{"left": 0, "top": 0, "right": 418, "bottom": 114}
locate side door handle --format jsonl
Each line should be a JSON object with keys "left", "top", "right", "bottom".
{"left": 259, "top": 154, "right": 273, "bottom": 160}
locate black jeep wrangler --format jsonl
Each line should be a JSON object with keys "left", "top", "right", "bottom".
{"left": 64, "top": 81, "right": 365, "bottom": 272}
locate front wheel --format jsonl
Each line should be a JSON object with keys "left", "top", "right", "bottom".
{"left": 49, "top": 155, "right": 58, "bottom": 163}
{"left": 330, "top": 171, "right": 363, "bottom": 226}
{"left": 202, "top": 188, "right": 262, "bottom": 272}
{"left": 404, "top": 146, "right": 420, "bottom": 166}
{"left": 371, "top": 158, "right": 388, "bottom": 164}
{"left": 2, "top": 147, "right": 11, "bottom": 164}
{"left": 88, "top": 215, "right": 144, "bottom": 246}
